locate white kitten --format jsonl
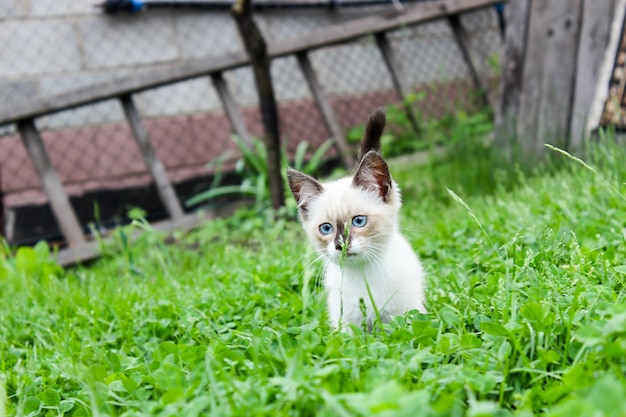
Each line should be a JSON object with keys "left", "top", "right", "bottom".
{"left": 287, "top": 109, "right": 426, "bottom": 331}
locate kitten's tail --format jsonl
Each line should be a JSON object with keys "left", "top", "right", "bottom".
{"left": 358, "top": 108, "right": 386, "bottom": 163}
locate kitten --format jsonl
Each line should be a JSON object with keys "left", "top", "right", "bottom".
{"left": 287, "top": 108, "right": 426, "bottom": 331}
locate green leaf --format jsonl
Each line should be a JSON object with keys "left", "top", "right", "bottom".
{"left": 157, "top": 341, "right": 179, "bottom": 363}
{"left": 23, "top": 396, "right": 41, "bottom": 414}
{"left": 14, "top": 247, "right": 38, "bottom": 274}
{"left": 161, "top": 387, "right": 185, "bottom": 405}
{"left": 106, "top": 351, "right": 121, "bottom": 372}
{"left": 438, "top": 306, "right": 461, "bottom": 326}
{"left": 304, "top": 140, "right": 333, "bottom": 175}
{"left": 411, "top": 319, "right": 437, "bottom": 344}
{"left": 480, "top": 322, "right": 509, "bottom": 337}
{"left": 614, "top": 265, "right": 626, "bottom": 275}
{"left": 128, "top": 207, "right": 147, "bottom": 221}
{"left": 293, "top": 141, "right": 309, "bottom": 171}
{"left": 232, "top": 135, "right": 266, "bottom": 175}
{"left": 59, "top": 399, "right": 75, "bottom": 413}
{"left": 467, "top": 400, "right": 500, "bottom": 417}
{"left": 574, "top": 325, "right": 604, "bottom": 345}
{"left": 186, "top": 185, "right": 258, "bottom": 206}
{"left": 87, "top": 364, "right": 108, "bottom": 382}
{"left": 152, "top": 363, "right": 186, "bottom": 392}
{"left": 33, "top": 240, "right": 51, "bottom": 260}
{"left": 520, "top": 301, "right": 550, "bottom": 323}
{"left": 460, "top": 333, "right": 482, "bottom": 349}
{"left": 40, "top": 388, "right": 60, "bottom": 407}
{"left": 587, "top": 375, "right": 625, "bottom": 413}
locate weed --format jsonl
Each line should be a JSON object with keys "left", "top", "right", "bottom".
{"left": 186, "top": 135, "right": 333, "bottom": 214}
{"left": 1, "top": 136, "right": 626, "bottom": 416}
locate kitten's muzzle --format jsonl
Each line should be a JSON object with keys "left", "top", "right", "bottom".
{"left": 334, "top": 235, "right": 350, "bottom": 251}
{"left": 335, "top": 240, "right": 350, "bottom": 251}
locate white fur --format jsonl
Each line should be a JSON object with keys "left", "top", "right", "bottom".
{"left": 301, "top": 175, "right": 426, "bottom": 331}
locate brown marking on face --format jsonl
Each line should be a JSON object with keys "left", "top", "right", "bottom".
{"left": 334, "top": 220, "right": 347, "bottom": 251}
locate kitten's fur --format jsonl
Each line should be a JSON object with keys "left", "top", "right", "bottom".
{"left": 287, "top": 109, "right": 426, "bottom": 331}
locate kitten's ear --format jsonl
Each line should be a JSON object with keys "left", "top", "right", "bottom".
{"left": 287, "top": 168, "right": 324, "bottom": 219}
{"left": 352, "top": 151, "right": 392, "bottom": 202}
{"left": 357, "top": 108, "right": 386, "bottom": 162}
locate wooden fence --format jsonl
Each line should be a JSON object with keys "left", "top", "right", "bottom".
{"left": 0, "top": 0, "right": 501, "bottom": 265}
{"left": 495, "top": 0, "right": 622, "bottom": 160}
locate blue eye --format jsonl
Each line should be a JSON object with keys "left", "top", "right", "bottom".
{"left": 352, "top": 215, "right": 367, "bottom": 227}
{"left": 319, "top": 223, "right": 334, "bottom": 235}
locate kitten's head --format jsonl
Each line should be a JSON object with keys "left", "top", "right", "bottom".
{"left": 287, "top": 109, "right": 401, "bottom": 264}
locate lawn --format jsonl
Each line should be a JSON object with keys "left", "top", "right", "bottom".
{"left": 1, "top": 137, "right": 625, "bottom": 416}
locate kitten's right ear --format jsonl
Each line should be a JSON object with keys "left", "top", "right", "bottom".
{"left": 352, "top": 151, "right": 392, "bottom": 203}
{"left": 287, "top": 169, "right": 323, "bottom": 220}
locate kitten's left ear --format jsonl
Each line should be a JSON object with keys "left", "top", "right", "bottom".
{"left": 352, "top": 151, "right": 392, "bottom": 202}
{"left": 287, "top": 168, "right": 324, "bottom": 219}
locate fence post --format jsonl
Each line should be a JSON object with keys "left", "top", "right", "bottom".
{"left": 447, "top": 13, "right": 490, "bottom": 107}
{"left": 120, "top": 94, "right": 185, "bottom": 221}
{"left": 232, "top": 0, "right": 285, "bottom": 210}
{"left": 374, "top": 31, "right": 420, "bottom": 134}
{"left": 570, "top": 0, "right": 620, "bottom": 152}
{"left": 296, "top": 51, "right": 354, "bottom": 169}
{"left": 497, "top": 0, "right": 584, "bottom": 162}
{"left": 17, "top": 118, "right": 86, "bottom": 246}
{"left": 494, "top": 0, "right": 531, "bottom": 162}
{"left": 211, "top": 72, "right": 254, "bottom": 146}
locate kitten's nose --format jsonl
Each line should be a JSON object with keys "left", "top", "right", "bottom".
{"left": 334, "top": 221, "right": 349, "bottom": 251}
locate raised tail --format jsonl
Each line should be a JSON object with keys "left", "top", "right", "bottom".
{"left": 357, "top": 108, "right": 386, "bottom": 163}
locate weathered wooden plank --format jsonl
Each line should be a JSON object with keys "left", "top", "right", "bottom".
{"left": 586, "top": 0, "right": 626, "bottom": 134}
{"left": 56, "top": 211, "right": 215, "bottom": 266}
{"left": 211, "top": 72, "right": 254, "bottom": 146}
{"left": 569, "top": 0, "right": 617, "bottom": 152}
{"left": 119, "top": 94, "right": 185, "bottom": 220}
{"left": 0, "top": 0, "right": 501, "bottom": 124}
{"left": 374, "top": 31, "right": 421, "bottom": 134}
{"left": 494, "top": 0, "right": 531, "bottom": 160}
{"left": 296, "top": 51, "right": 353, "bottom": 169}
{"left": 16, "top": 119, "right": 86, "bottom": 246}
{"left": 274, "top": 0, "right": 501, "bottom": 57}
{"left": 447, "top": 13, "right": 490, "bottom": 107}
{"left": 233, "top": 0, "right": 286, "bottom": 211}
{"left": 516, "top": 0, "right": 583, "bottom": 160}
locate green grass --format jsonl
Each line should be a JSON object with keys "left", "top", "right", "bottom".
{"left": 1, "top": 138, "right": 626, "bottom": 416}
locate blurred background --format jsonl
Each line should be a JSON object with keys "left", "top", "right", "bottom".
{"left": 0, "top": 0, "right": 502, "bottom": 246}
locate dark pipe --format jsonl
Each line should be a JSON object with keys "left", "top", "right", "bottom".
{"left": 99, "top": 0, "right": 147, "bottom": 13}
{"left": 97, "top": 0, "right": 436, "bottom": 14}
{"left": 494, "top": 2, "right": 505, "bottom": 40}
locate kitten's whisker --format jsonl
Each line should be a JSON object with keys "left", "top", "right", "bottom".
{"left": 363, "top": 249, "right": 386, "bottom": 272}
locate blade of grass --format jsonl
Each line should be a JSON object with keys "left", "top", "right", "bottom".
{"left": 446, "top": 188, "right": 495, "bottom": 247}
{"left": 545, "top": 143, "right": 626, "bottom": 202}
